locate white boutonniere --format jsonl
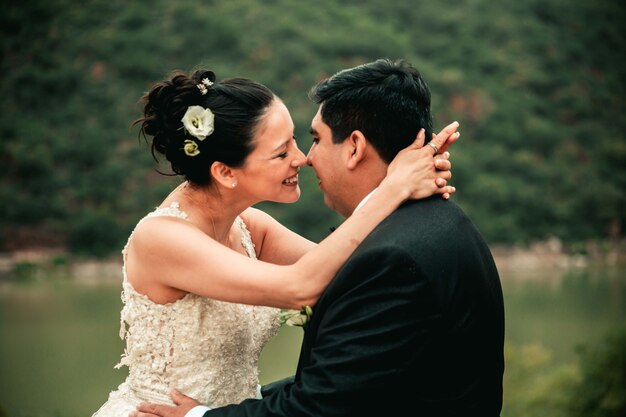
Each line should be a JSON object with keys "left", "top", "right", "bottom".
{"left": 279, "top": 305, "right": 313, "bottom": 329}
{"left": 181, "top": 105, "right": 215, "bottom": 141}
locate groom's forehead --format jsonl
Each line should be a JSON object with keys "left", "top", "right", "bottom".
{"left": 310, "top": 110, "right": 331, "bottom": 136}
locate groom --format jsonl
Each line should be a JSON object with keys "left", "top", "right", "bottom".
{"left": 135, "top": 59, "right": 505, "bottom": 416}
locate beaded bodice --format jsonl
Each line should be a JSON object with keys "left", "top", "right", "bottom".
{"left": 114, "top": 202, "right": 280, "bottom": 407}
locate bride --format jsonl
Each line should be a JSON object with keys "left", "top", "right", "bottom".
{"left": 91, "top": 68, "right": 458, "bottom": 416}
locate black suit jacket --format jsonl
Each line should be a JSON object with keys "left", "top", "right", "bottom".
{"left": 206, "top": 197, "right": 505, "bottom": 416}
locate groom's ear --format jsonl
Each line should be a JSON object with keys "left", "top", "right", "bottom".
{"left": 345, "top": 130, "right": 368, "bottom": 170}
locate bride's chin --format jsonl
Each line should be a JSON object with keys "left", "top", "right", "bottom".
{"left": 273, "top": 190, "right": 301, "bottom": 204}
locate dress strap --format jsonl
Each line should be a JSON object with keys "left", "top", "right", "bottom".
{"left": 146, "top": 201, "right": 189, "bottom": 220}
{"left": 236, "top": 217, "right": 257, "bottom": 259}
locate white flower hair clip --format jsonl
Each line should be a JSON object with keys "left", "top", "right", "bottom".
{"left": 197, "top": 78, "right": 214, "bottom": 95}
{"left": 183, "top": 139, "right": 200, "bottom": 157}
{"left": 180, "top": 105, "right": 215, "bottom": 156}
{"left": 182, "top": 105, "right": 215, "bottom": 140}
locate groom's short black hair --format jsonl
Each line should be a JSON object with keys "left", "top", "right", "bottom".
{"left": 309, "top": 58, "right": 433, "bottom": 164}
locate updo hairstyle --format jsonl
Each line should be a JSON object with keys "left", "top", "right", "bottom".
{"left": 135, "top": 69, "right": 276, "bottom": 185}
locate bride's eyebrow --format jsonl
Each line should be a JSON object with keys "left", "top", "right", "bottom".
{"left": 270, "top": 139, "right": 290, "bottom": 154}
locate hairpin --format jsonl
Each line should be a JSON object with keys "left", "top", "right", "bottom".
{"left": 197, "top": 78, "right": 214, "bottom": 95}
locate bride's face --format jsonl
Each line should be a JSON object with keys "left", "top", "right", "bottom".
{"left": 233, "top": 99, "right": 306, "bottom": 204}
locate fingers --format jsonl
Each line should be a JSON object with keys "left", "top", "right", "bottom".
{"left": 132, "top": 395, "right": 197, "bottom": 417}
{"left": 434, "top": 153, "right": 451, "bottom": 171}
{"left": 433, "top": 131, "right": 460, "bottom": 155}
{"left": 171, "top": 389, "right": 194, "bottom": 405}
{"left": 401, "top": 129, "right": 426, "bottom": 153}
{"left": 135, "top": 402, "right": 172, "bottom": 416}
{"left": 435, "top": 169, "right": 452, "bottom": 186}
{"left": 431, "top": 121, "right": 459, "bottom": 148}
{"left": 437, "top": 151, "right": 451, "bottom": 160}
{"left": 412, "top": 128, "right": 426, "bottom": 149}
{"left": 437, "top": 171, "right": 452, "bottom": 183}
{"left": 429, "top": 121, "right": 460, "bottom": 155}
{"left": 436, "top": 185, "right": 456, "bottom": 199}
{"left": 130, "top": 411, "right": 159, "bottom": 417}
{"left": 434, "top": 150, "right": 453, "bottom": 194}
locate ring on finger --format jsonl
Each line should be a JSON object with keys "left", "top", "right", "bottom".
{"left": 428, "top": 142, "right": 438, "bottom": 155}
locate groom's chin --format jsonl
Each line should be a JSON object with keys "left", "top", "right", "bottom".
{"left": 323, "top": 196, "right": 349, "bottom": 218}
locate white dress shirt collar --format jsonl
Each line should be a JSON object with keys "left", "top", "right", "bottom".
{"left": 353, "top": 188, "right": 378, "bottom": 214}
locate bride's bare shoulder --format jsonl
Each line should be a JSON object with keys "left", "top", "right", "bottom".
{"left": 130, "top": 215, "right": 200, "bottom": 253}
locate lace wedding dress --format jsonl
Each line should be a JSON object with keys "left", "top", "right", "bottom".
{"left": 92, "top": 202, "right": 281, "bottom": 416}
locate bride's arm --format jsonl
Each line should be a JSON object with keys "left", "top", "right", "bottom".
{"left": 130, "top": 124, "right": 458, "bottom": 309}
{"left": 243, "top": 151, "right": 450, "bottom": 266}
{"left": 246, "top": 122, "right": 458, "bottom": 266}
{"left": 240, "top": 207, "right": 317, "bottom": 266}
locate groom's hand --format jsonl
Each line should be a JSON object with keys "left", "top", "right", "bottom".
{"left": 130, "top": 389, "right": 200, "bottom": 417}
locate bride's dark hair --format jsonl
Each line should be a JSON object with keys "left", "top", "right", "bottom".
{"left": 134, "top": 68, "right": 276, "bottom": 185}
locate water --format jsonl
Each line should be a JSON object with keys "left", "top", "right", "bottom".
{"left": 502, "top": 266, "right": 624, "bottom": 364}
{"left": 0, "top": 264, "right": 623, "bottom": 416}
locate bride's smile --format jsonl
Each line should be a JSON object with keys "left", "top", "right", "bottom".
{"left": 282, "top": 173, "right": 299, "bottom": 186}
{"left": 231, "top": 99, "right": 306, "bottom": 205}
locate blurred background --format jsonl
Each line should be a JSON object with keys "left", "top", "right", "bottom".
{"left": 0, "top": 0, "right": 624, "bottom": 416}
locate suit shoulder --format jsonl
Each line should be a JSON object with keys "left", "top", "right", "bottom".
{"left": 385, "top": 198, "right": 473, "bottom": 234}
{"left": 394, "top": 197, "right": 467, "bottom": 218}
{"left": 359, "top": 197, "right": 490, "bottom": 257}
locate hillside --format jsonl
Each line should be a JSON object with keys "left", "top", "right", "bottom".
{"left": 1, "top": 0, "right": 624, "bottom": 256}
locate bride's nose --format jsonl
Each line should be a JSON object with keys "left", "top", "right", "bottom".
{"left": 291, "top": 146, "right": 307, "bottom": 167}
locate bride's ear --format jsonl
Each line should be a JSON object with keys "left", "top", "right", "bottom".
{"left": 346, "top": 130, "right": 367, "bottom": 170}
{"left": 210, "top": 161, "right": 237, "bottom": 189}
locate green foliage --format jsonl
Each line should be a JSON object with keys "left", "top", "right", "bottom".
{"left": 503, "top": 342, "right": 580, "bottom": 417}
{"left": 1, "top": 0, "right": 624, "bottom": 255}
{"left": 10, "top": 261, "right": 40, "bottom": 283}
{"left": 568, "top": 327, "right": 626, "bottom": 417}
{"left": 503, "top": 327, "right": 626, "bottom": 417}
{"left": 67, "top": 210, "right": 124, "bottom": 256}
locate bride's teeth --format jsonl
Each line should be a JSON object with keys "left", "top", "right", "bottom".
{"left": 284, "top": 175, "right": 298, "bottom": 184}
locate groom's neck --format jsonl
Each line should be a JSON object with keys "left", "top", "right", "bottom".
{"left": 344, "top": 165, "right": 387, "bottom": 218}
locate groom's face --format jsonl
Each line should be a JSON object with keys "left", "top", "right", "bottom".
{"left": 307, "top": 107, "right": 352, "bottom": 217}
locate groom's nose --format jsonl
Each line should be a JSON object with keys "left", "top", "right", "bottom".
{"left": 293, "top": 146, "right": 306, "bottom": 165}
{"left": 305, "top": 146, "right": 314, "bottom": 166}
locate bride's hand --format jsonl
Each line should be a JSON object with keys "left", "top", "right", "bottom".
{"left": 384, "top": 121, "right": 460, "bottom": 200}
